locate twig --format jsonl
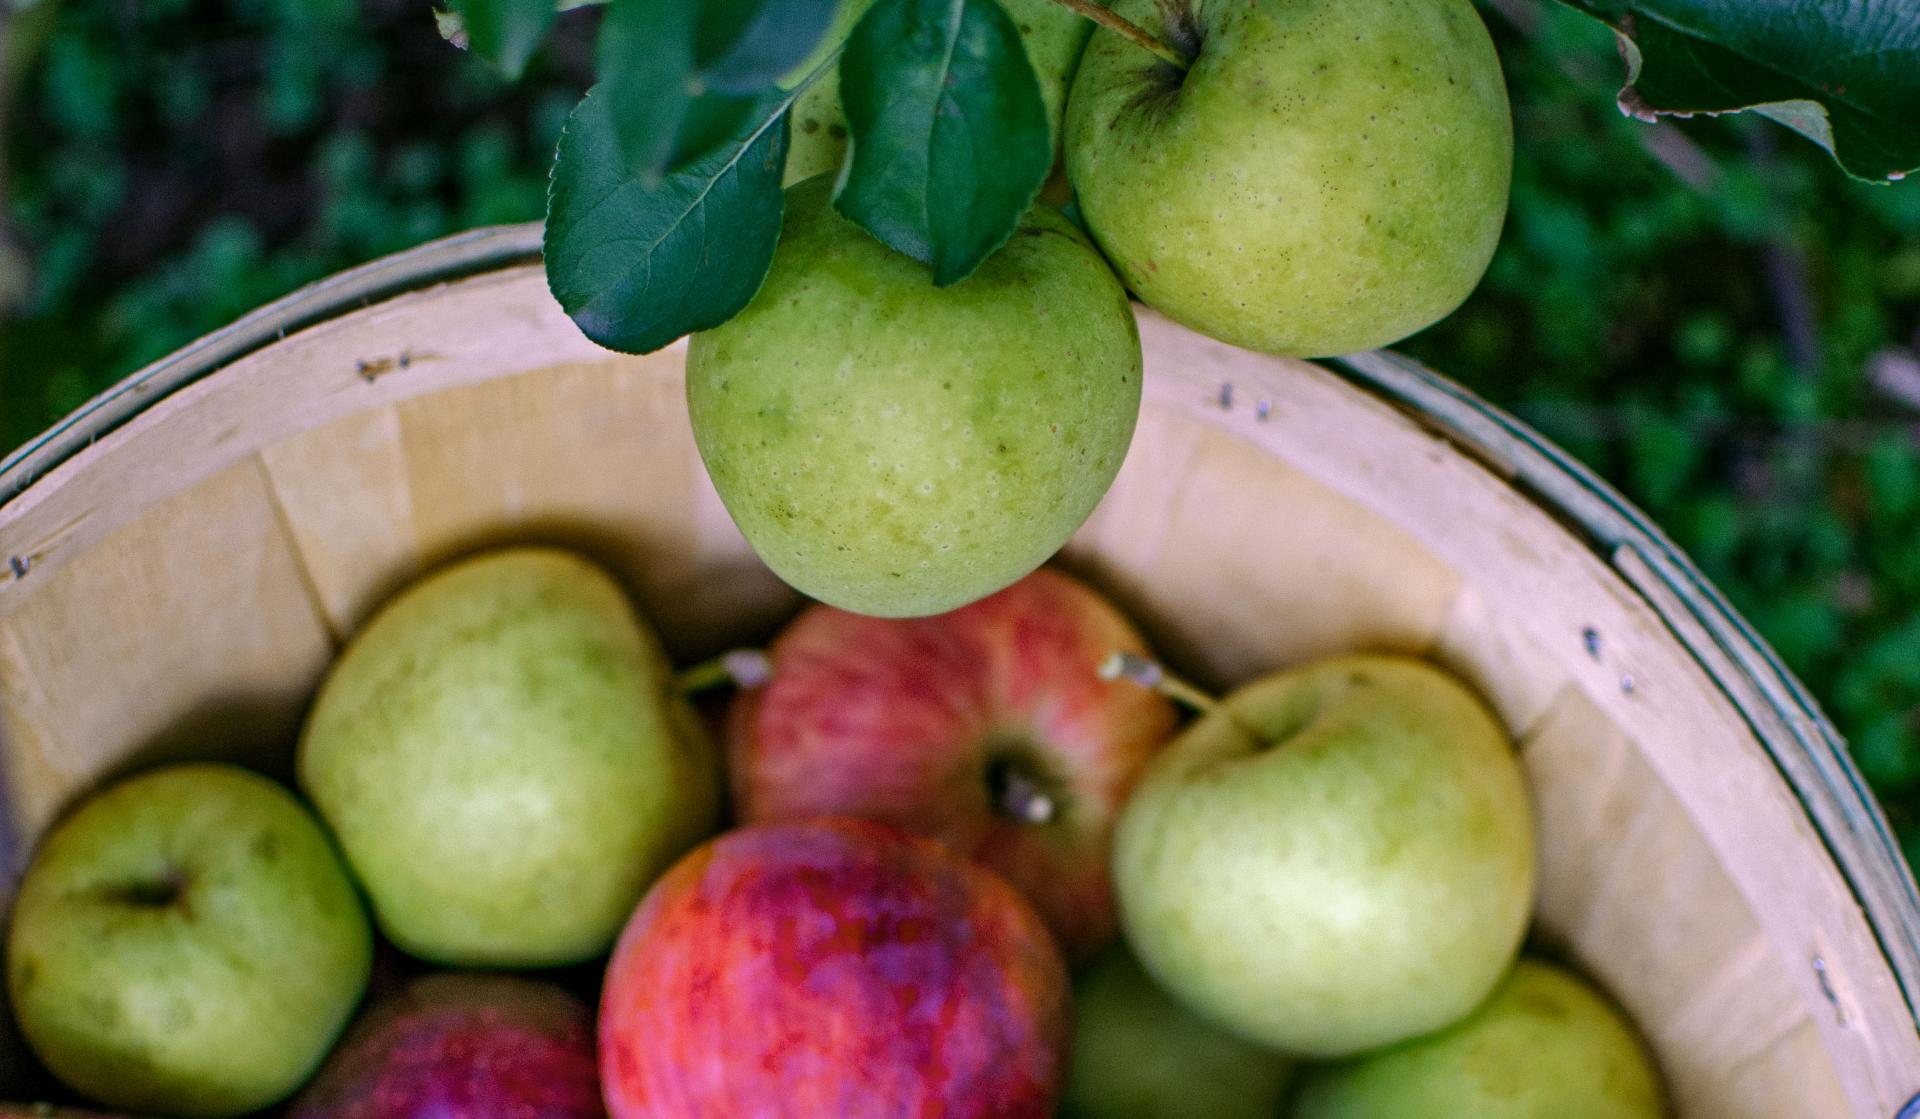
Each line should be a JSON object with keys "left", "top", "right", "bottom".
{"left": 1099, "top": 651, "right": 1220, "bottom": 713}
{"left": 1744, "top": 124, "right": 1820, "bottom": 381}
{"left": 1636, "top": 122, "right": 1723, "bottom": 192}
{"left": 1872, "top": 349, "right": 1920, "bottom": 413}
{"left": 1046, "top": 0, "right": 1189, "bottom": 69}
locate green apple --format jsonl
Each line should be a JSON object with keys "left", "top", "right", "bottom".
{"left": 1063, "top": 944, "right": 1292, "bottom": 1119}
{"left": 298, "top": 547, "right": 717, "bottom": 967}
{"left": 1112, "top": 654, "right": 1534, "bottom": 1058}
{"left": 1065, "top": 0, "right": 1512, "bottom": 357}
{"left": 1291, "top": 958, "right": 1667, "bottom": 1118}
{"left": 785, "top": 0, "right": 1094, "bottom": 185}
{"left": 687, "top": 175, "right": 1141, "bottom": 618}
{"left": 6, "top": 764, "right": 371, "bottom": 1118}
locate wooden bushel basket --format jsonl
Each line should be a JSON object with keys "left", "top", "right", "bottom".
{"left": 1, "top": 227, "right": 1917, "bottom": 1117}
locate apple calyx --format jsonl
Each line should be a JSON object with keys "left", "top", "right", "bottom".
{"left": 108, "top": 870, "right": 189, "bottom": 909}
{"left": 984, "top": 750, "right": 1063, "bottom": 826}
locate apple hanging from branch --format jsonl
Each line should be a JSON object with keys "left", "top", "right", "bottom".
{"left": 1064, "top": 0, "right": 1513, "bottom": 358}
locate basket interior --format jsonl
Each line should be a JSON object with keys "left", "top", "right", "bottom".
{"left": 0, "top": 265, "right": 1914, "bottom": 1116}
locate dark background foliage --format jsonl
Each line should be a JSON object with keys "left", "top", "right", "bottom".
{"left": 3, "top": 0, "right": 1919, "bottom": 852}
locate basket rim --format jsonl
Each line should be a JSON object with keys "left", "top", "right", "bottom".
{"left": 1330, "top": 348, "right": 1920, "bottom": 1036}
{"left": 2, "top": 224, "right": 1916, "bottom": 1040}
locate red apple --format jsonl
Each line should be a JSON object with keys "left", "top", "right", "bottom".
{"left": 287, "top": 973, "right": 601, "bottom": 1119}
{"left": 600, "top": 818, "right": 1071, "bottom": 1119}
{"left": 727, "top": 567, "right": 1176, "bottom": 958}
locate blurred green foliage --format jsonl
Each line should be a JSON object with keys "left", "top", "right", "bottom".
{"left": 2, "top": 1, "right": 1918, "bottom": 856}
{"left": 1402, "top": 3, "right": 1920, "bottom": 862}
{"left": 0, "top": 0, "right": 585, "bottom": 451}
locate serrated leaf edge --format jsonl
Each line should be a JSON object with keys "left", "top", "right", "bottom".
{"left": 545, "top": 51, "right": 837, "bottom": 266}
{"left": 542, "top": 47, "right": 846, "bottom": 351}
{"left": 1599, "top": 10, "right": 1916, "bottom": 181}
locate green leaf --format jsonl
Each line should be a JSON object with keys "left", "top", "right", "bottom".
{"left": 696, "top": 0, "right": 840, "bottom": 92}
{"left": 598, "top": 0, "right": 835, "bottom": 179}
{"left": 597, "top": 0, "right": 699, "bottom": 176}
{"left": 834, "top": 0, "right": 1051, "bottom": 286}
{"left": 545, "top": 85, "right": 791, "bottom": 354}
{"left": 1556, "top": 0, "right": 1920, "bottom": 182}
{"left": 664, "top": 93, "right": 768, "bottom": 171}
{"left": 447, "top": 0, "right": 556, "bottom": 78}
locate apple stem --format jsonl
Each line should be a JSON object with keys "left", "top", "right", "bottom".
{"left": 999, "top": 770, "right": 1058, "bottom": 825}
{"left": 676, "top": 649, "right": 774, "bottom": 695}
{"left": 1046, "top": 0, "right": 1191, "bottom": 70}
{"left": 1099, "top": 651, "right": 1221, "bottom": 713}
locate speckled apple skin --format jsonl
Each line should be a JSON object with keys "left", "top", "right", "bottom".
{"left": 1067, "top": 0, "right": 1512, "bottom": 358}
{"left": 727, "top": 568, "right": 1176, "bottom": 957}
{"left": 287, "top": 974, "right": 603, "bottom": 1119}
{"left": 1113, "top": 655, "right": 1535, "bottom": 1058}
{"left": 6, "top": 764, "right": 370, "bottom": 1119}
{"left": 686, "top": 176, "right": 1142, "bottom": 619}
{"left": 1291, "top": 959, "right": 1667, "bottom": 1118}
{"left": 599, "top": 818, "right": 1071, "bottom": 1119}
{"left": 298, "top": 548, "right": 717, "bottom": 968}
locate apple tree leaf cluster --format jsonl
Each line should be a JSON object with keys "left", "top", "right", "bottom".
{"left": 596, "top": 0, "right": 838, "bottom": 180}
{"left": 538, "top": 0, "right": 1053, "bottom": 353}
{"left": 1559, "top": 0, "right": 1920, "bottom": 183}
{"left": 545, "top": 85, "right": 793, "bottom": 355}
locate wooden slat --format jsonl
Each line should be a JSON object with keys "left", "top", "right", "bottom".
{"left": 391, "top": 353, "right": 798, "bottom": 660}
{"left": 1066, "top": 418, "right": 1460, "bottom": 690}
{"left": 1432, "top": 582, "right": 1567, "bottom": 740}
{"left": 1524, "top": 687, "right": 1846, "bottom": 1117}
{"left": 0, "top": 268, "right": 610, "bottom": 618}
{"left": 1125, "top": 311, "right": 1920, "bottom": 1114}
{"left": 258, "top": 407, "right": 419, "bottom": 638}
{"left": 0, "top": 458, "right": 332, "bottom": 845}
{"left": 1616, "top": 547, "right": 1920, "bottom": 1108}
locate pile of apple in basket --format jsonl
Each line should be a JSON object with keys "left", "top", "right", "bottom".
{"left": 8, "top": 550, "right": 1662, "bottom": 1118}
{"left": 2, "top": 0, "right": 1670, "bottom": 1110}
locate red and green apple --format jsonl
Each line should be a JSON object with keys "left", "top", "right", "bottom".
{"left": 727, "top": 567, "right": 1177, "bottom": 958}
{"left": 599, "top": 817, "right": 1071, "bottom": 1119}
